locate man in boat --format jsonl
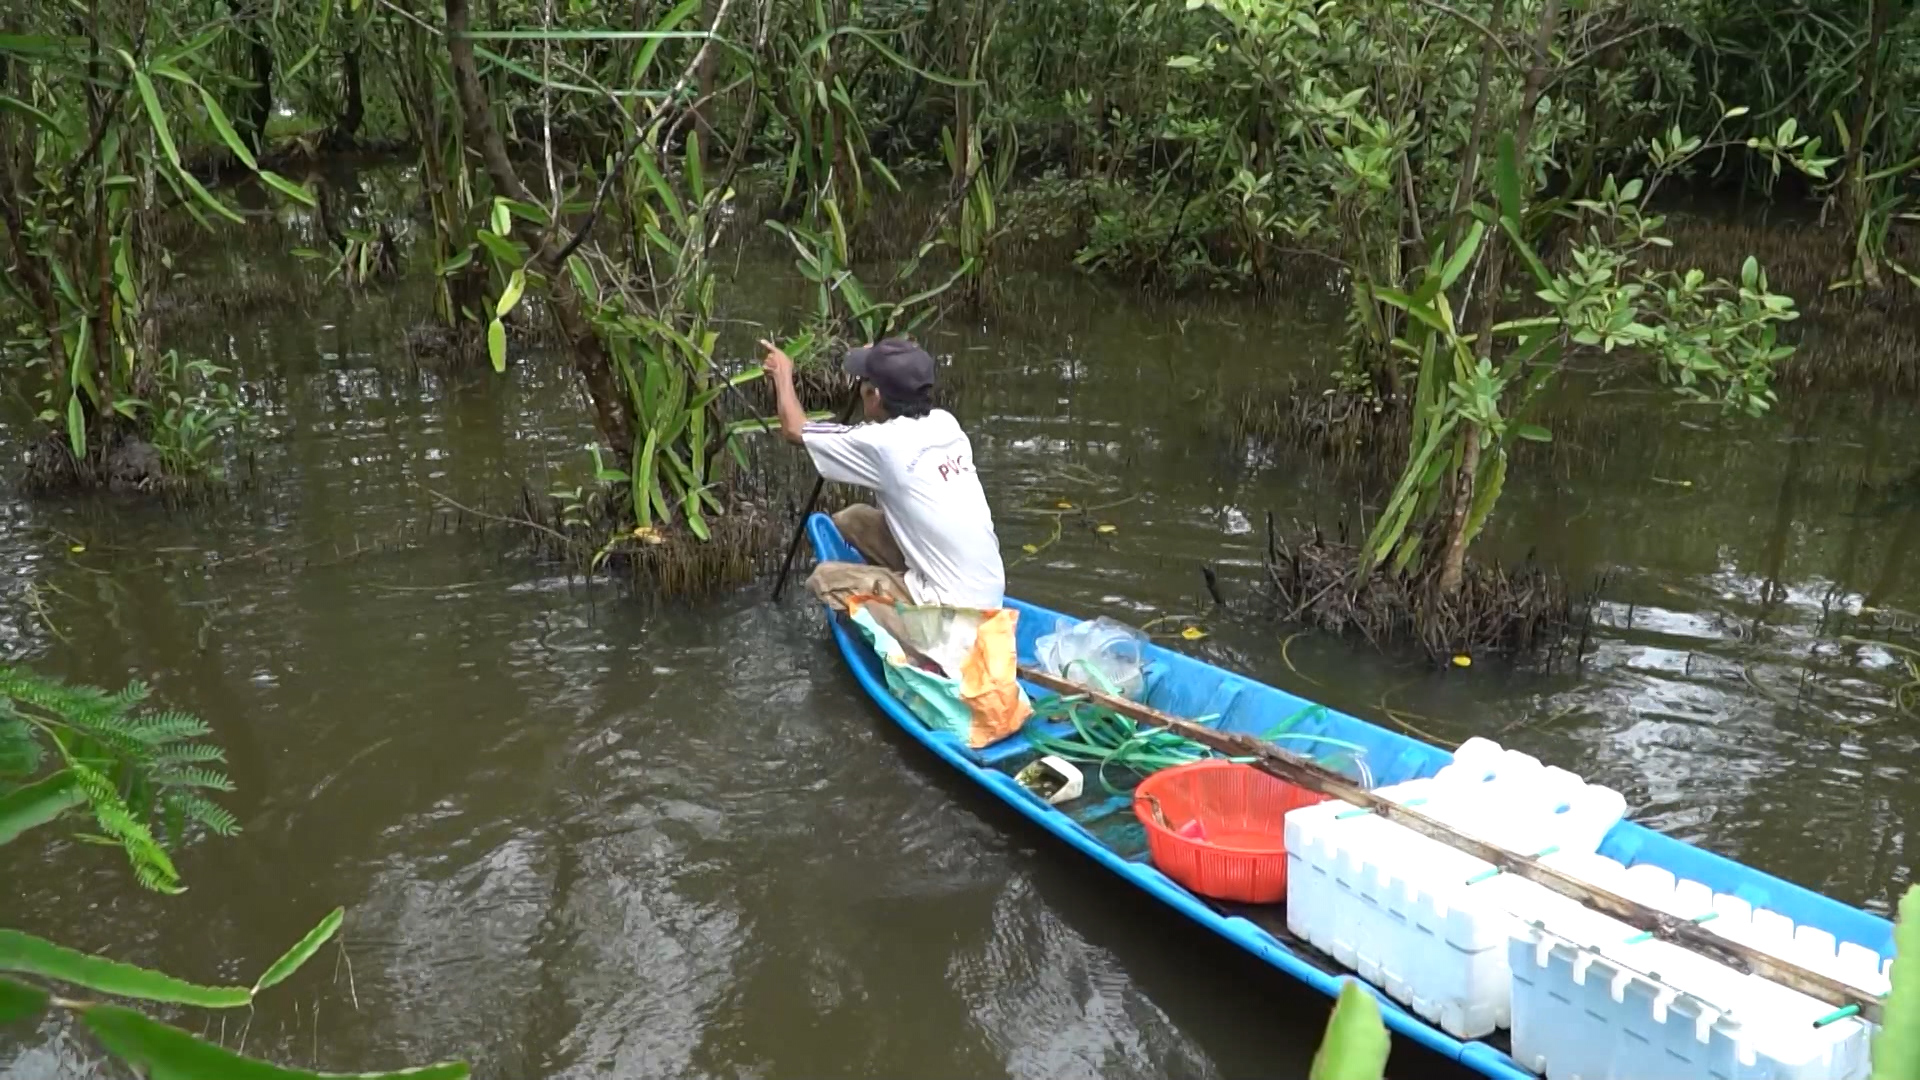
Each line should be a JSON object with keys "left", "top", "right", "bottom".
{"left": 761, "top": 336, "right": 1005, "bottom": 613}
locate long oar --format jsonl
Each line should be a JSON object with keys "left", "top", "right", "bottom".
{"left": 1015, "top": 664, "right": 1887, "bottom": 1024}
{"left": 771, "top": 392, "right": 863, "bottom": 600}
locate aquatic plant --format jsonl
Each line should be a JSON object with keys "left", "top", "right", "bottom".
{"left": 1308, "top": 982, "right": 1392, "bottom": 1080}
{"left": 0, "top": 665, "right": 466, "bottom": 1078}
{"left": 0, "top": 10, "right": 315, "bottom": 490}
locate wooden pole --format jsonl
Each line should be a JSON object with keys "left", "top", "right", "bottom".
{"left": 1016, "top": 665, "right": 1886, "bottom": 1023}
{"left": 771, "top": 391, "right": 863, "bottom": 600}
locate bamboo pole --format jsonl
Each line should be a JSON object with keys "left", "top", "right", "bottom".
{"left": 1016, "top": 665, "right": 1887, "bottom": 1024}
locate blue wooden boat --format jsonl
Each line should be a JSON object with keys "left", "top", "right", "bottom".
{"left": 806, "top": 513, "right": 1894, "bottom": 1078}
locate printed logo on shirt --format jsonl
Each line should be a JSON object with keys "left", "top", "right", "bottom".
{"left": 936, "top": 453, "right": 974, "bottom": 481}
{"left": 905, "top": 435, "right": 968, "bottom": 476}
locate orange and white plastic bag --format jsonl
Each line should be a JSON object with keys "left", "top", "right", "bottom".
{"left": 846, "top": 597, "right": 1032, "bottom": 748}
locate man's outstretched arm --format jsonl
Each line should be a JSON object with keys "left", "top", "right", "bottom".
{"left": 761, "top": 340, "right": 809, "bottom": 446}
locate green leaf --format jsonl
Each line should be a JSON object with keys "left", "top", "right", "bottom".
{"left": 634, "top": 428, "right": 660, "bottom": 529}
{"left": 1310, "top": 982, "right": 1390, "bottom": 1080}
{"left": 631, "top": 0, "right": 702, "bottom": 83}
{"left": 0, "top": 932, "right": 250, "bottom": 1008}
{"left": 1166, "top": 55, "right": 1201, "bottom": 68}
{"left": 66, "top": 395, "right": 86, "bottom": 460}
{"left": 500, "top": 199, "right": 552, "bottom": 226}
{"left": 179, "top": 169, "right": 245, "bottom": 224}
{"left": 284, "top": 0, "right": 332, "bottom": 80}
{"left": 196, "top": 88, "right": 256, "bottom": 171}
{"left": 466, "top": 26, "right": 708, "bottom": 41}
{"left": 82, "top": 1003, "right": 469, "bottom": 1080}
{"left": 0, "top": 95, "right": 68, "bottom": 137}
{"left": 475, "top": 230, "right": 526, "bottom": 268}
{"left": 0, "top": 771, "right": 86, "bottom": 846}
{"left": 1515, "top": 424, "right": 1553, "bottom": 442}
{"left": 566, "top": 255, "right": 599, "bottom": 304}
{"left": 634, "top": 152, "right": 687, "bottom": 234}
{"left": 252, "top": 908, "right": 343, "bottom": 995}
{"left": 1875, "top": 886, "right": 1920, "bottom": 1079}
{"left": 496, "top": 269, "right": 526, "bottom": 319}
{"left": 684, "top": 131, "right": 705, "bottom": 201}
{"left": 1437, "top": 221, "right": 1485, "bottom": 291}
{"left": 472, "top": 45, "right": 667, "bottom": 98}
{"left": 1493, "top": 133, "right": 1522, "bottom": 226}
{"left": 258, "top": 171, "right": 318, "bottom": 208}
{"left": 0, "top": 975, "right": 48, "bottom": 1026}
{"left": 486, "top": 320, "right": 507, "bottom": 373}
{"left": 122, "top": 59, "right": 182, "bottom": 170}
{"left": 1500, "top": 217, "right": 1553, "bottom": 288}
{"left": 0, "top": 35, "right": 83, "bottom": 60}
{"left": 1741, "top": 256, "right": 1759, "bottom": 290}
{"left": 834, "top": 27, "right": 981, "bottom": 88}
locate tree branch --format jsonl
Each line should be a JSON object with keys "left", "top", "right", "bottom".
{"left": 1408, "top": 0, "right": 1519, "bottom": 72}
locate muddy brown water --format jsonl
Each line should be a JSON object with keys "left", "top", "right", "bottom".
{"left": 3, "top": 185, "right": 1919, "bottom": 1079}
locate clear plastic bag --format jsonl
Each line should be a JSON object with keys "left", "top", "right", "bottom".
{"left": 1034, "top": 616, "right": 1149, "bottom": 699}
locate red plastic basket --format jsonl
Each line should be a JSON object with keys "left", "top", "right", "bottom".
{"left": 1132, "top": 759, "right": 1329, "bottom": 903}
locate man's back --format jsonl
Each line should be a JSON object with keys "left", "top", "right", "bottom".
{"left": 802, "top": 409, "right": 1004, "bottom": 608}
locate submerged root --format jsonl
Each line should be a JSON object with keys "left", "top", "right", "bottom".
{"left": 1261, "top": 520, "right": 1586, "bottom": 663}
{"left": 1228, "top": 383, "right": 1408, "bottom": 483}
{"left": 19, "top": 432, "right": 244, "bottom": 504}
{"left": 432, "top": 484, "right": 783, "bottom": 598}
{"left": 402, "top": 320, "right": 487, "bottom": 368}
{"left": 148, "top": 272, "right": 317, "bottom": 331}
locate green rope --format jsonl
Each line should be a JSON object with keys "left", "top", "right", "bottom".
{"left": 1024, "top": 665, "right": 1215, "bottom": 795}
{"left": 1023, "top": 677, "right": 1376, "bottom": 798}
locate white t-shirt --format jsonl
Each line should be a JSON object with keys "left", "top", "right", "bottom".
{"left": 802, "top": 409, "right": 1005, "bottom": 608}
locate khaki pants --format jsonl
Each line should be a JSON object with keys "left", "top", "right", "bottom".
{"left": 808, "top": 504, "right": 912, "bottom": 611}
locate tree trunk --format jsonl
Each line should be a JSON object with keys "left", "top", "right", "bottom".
{"left": 693, "top": 0, "right": 715, "bottom": 173}
{"left": 1435, "top": 427, "right": 1482, "bottom": 595}
{"left": 1844, "top": 0, "right": 1891, "bottom": 289}
{"left": 445, "top": 0, "right": 636, "bottom": 455}
{"left": 1447, "top": 0, "right": 1509, "bottom": 240}
{"left": 1436, "top": 0, "right": 1560, "bottom": 597}
{"left": 248, "top": 27, "right": 273, "bottom": 152}
{"left": 334, "top": 47, "right": 365, "bottom": 146}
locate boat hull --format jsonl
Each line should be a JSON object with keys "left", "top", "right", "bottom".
{"left": 804, "top": 513, "right": 1891, "bottom": 1079}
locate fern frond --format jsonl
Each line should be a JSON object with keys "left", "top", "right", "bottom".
{"left": 70, "top": 762, "right": 181, "bottom": 893}
{"left": 108, "top": 680, "right": 152, "bottom": 712}
{"left": 129, "top": 710, "right": 211, "bottom": 745}
{"left": 168, "top": 791, "right": 241, "bottom": 838}
{"left": 0, "top": 666, "right": 225, "bottom": 891}
{"left": 0, "top": 668, "right": 140, "bottom": 738}
{"left": 151, "top": 766, "right": 234, "bottom": 793}
{"left": 151, "top": 743, "right": 227, "bottom": 767}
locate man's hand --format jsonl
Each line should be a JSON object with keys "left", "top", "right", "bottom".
{"left": 762, "top": 339, "right": 806, "bottom": 445}
{"left": 760, "top": 339, "right": 794, "bottom": 384}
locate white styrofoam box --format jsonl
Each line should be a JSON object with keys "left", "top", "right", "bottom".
{"left": 1509, "top": 906, "right": 1877, "bottom": 1080}
{"left": 1428, "top": 737, "right": 1628, "bottom": 856}
{"left": 1523, "top": 850, "right": 1892, "bottom": 1004}
{"left": 1282, "top": 739, "right": 1628, "bottom": 1040}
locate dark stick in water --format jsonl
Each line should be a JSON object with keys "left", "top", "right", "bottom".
{"left": 772, "top": 392, "right": 863, "bottom": 600}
